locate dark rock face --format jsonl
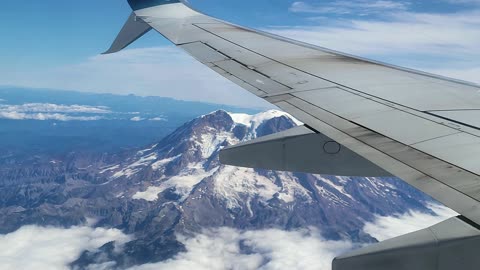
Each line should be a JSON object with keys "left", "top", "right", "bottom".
{"left": 0, "top": 110, "right": 435, "bottom": 268}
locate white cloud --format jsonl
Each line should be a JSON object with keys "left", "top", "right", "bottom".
{"left": 0, "top": 103, "right": 110, "bottom": 121}
{"left": 149, "top": 116, "right": 166, "bottom": 121}
{"left": 124, "top": 227, "right": 354, "bottom": 270}
{"left": 289, "top": 1, "right": 408, "bottom": 16}
{"left": 115, "top": 204, "right": 457, "bottom": 270}
{"left": 0, "top": 205, "right": 458, "bottom": 270}
{"left": 0, "top": 103, "right": 110, "bottom": 114}
{"left": 363, "top": 204, "right": 457, "bottom": 241}
{"left": 0, "top": 47, "right": 271, "bottom": 109}
{"left": 0, "top": 225, "right": 131, "bottom": 270}
{"left": 267, "top": 11, "right": 480, "bottom": 59}
{"left": 130, "top": 116, "right": 144, "bottom": 121}
{"left": 0, "top": 111, "right": 103, "bottom": 121}
{"left": 266, "top": 10, "right": 480, "bottom": 84}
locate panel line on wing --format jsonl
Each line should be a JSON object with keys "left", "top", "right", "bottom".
{"left": 223, "top": 58, "right": 293, "bottom": 90}
{"left": 424, "top": 111, "right": 480, "bottom": 131}
{"left": 259, "top": 86, "right": 338, "bottom": 99}
{"left": 209, "top": 64, "right": 268, "bottom": 96}
{"left": 291, "top": 89, "right": 460, "bottom": 145}
{"left": 407, "top": 132, "right": 464, "bottom": 146}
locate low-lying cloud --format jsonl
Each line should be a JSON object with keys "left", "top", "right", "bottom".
{"left": 0, "top": 103, "right": 110, "bottom": 114}
{"left": 0, "top": 111, "right": 103, "bottom": 121}
{"left": 0, "top": 203, "right": 458, "bottom": 270}
{"left": 124, "top": 227, "right": 355, "bottom": 270}
{"left": 130, "top": 116, "right": 144, "bottom": 122}
{"left": 149, "top": 116, "right": 166, "bottom": 121}
{"left": 123, "top": 204, "right": 456, "bottom": 270}
{"left": 0, "top": 103, "right": 110, "bottom": 121}
{"left": 0, "top": 225, "right": 131, "bottom": 270}
{"left": 122, "top": 205, "right": 456, "bottom": 270}
{"left": 363, "top": 203, "right": 457, "bottom": 241}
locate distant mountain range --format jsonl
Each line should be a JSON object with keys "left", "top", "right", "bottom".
{"left": 0, "top": 87, "right": 260, "bottom": 156}
{"left": 0, "top": 107, "right": 436, "bottom": 268}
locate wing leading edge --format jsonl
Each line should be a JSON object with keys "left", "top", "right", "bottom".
{"left": 106, "top": 1, "right": 480, "bottom": 269}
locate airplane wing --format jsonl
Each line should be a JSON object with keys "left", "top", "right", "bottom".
{"left": 106, "top": 1, "right": 480, "bottom": 269}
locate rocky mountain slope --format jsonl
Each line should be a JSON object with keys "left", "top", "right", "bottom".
{"left": 0, "top": 110, "right": 435, "bottom": 268}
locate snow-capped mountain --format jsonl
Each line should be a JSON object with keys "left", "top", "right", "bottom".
{"left": 0, "top": 109, "right": 437, "bottom": 268}
{"left": 103, "top": 110, "right": 305, "bottom": 204}
{"left": 91, "top": 110, "right": 433, "bottom": 255}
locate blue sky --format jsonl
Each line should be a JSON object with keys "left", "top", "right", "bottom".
{"left": 1, "top": 0, "right": 479, "bottom": 107}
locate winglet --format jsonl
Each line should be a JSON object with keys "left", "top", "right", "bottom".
{"left": 103, "top": 12, "right": 152, "bottom": 54}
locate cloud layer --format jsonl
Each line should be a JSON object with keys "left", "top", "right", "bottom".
{"left": 0, "top": 111, "right": 103, "bottom": 121}
{"left": 126, "top": 227, "right": 354, "bottom": 270}
{"left": 0, "top": 103, "right": 110, "bottom": 121}
{"left": 289, "top": 1, "right": 408, "bottom": 16}
{"left": 0, "top": 225, "right": 131, "bottom": 270}
{"left": 0, "top": 203, "right": 458, "bottom": 270}
{"left": 363, "top": 204, "right": 457, "bottom": 241}
{"left": 271, "top": 9, "right": 480, "bottom": 81}
{"left": 0, "top": 103, "right": 110, "bottom": 114}
{"left": 124, "top": 204, "right": 456, "bottom": 270}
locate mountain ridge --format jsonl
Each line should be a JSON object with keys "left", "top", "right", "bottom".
{"left": 0, "top": 109, "right": 437, "bottom": 268}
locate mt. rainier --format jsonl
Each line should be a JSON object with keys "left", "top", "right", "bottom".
{"left": 98, "top": 110, "right": 436, "bottom": 243}
{"left": 0, "top": 109, "right": 449, "bottom": 268}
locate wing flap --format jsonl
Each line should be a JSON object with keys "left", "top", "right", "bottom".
{"left": 220, "top": 125, "right": 391, "bottom": 177}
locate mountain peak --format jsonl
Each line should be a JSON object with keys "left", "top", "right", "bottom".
{"left": 228, "top": 109, "right": 300, "bottom": 127}
{"left": 201, "top": 109, "right": 231, "bottom": 119}
{"left": 226, "top": 110, "right": 299, "bottom": 139}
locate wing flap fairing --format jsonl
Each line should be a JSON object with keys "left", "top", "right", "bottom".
{"left": 333, "top": 216, "right": 480, "bottom": 270}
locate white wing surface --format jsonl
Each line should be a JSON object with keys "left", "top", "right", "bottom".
{"left": 106, "top": 2, "right": 480, "bottom": 268}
